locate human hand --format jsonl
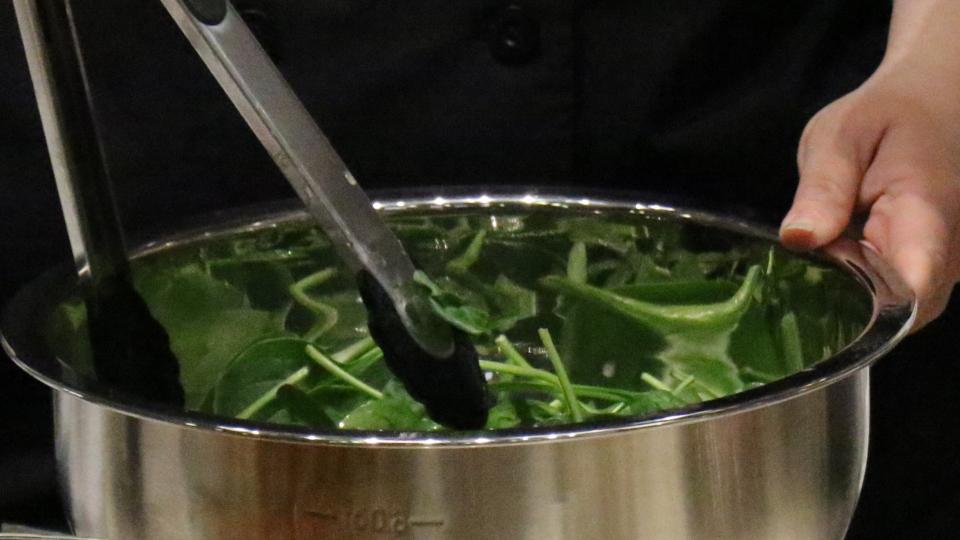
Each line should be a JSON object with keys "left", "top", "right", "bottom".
{"left": 780, "top": 63, "right": 960, "bottom": 330}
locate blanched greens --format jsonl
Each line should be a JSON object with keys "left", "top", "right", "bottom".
{"left": 48, "top": 208, "right": 871, "bottom": 430}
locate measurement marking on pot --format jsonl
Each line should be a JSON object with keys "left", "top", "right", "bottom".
{"left": 301, "top": 506, "right": 444, "bottom": 535}
{"left": 304, "top": 510, "right": 337, "bottom": 520}
{"left": 409, "top": 518, "right": 445, "bottom": 527}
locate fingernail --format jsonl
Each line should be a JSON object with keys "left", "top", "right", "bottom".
{"left": 781, "top": 220, "right": 813, "bottom": 232}
{"left": 780, "top": 221, "right": 817, "bottom": 251}
{"left": 858, "top": 239, "right": 880, "bottom": 254}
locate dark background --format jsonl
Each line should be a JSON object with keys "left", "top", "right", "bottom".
{"left": 1, "top": 1, "right": 958, "bottom": 537}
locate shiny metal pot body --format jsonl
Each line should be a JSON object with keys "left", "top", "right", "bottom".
{"left": 56, "top": 370, "right": 869, "bottom": 540}
{"left": 3, "top": 194, "right": 914, "bottom": 540}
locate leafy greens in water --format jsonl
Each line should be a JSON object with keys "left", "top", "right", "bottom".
{"left": 51, "top": 210, "right": 870, "bottom": 430}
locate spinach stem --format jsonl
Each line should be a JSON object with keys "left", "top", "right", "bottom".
{"left": 331, "top": 336, "right": 377, "bottom": 364}
{"left": 780, "top": 312, "right": 804, "bottom": 372}
{"left": 671, "top": 374, "right": 696, "bottom": 395}
{"left": 693, "top": 380, "right": 722, "bottom": 399}
{"left": 580, "top": 401, "right": 626, "bottom": 415}
{"left": 304, "top": 349, "right": 384, "bottom": 396}
{"left": 237, "top": 366, "right": 311, "bottom": 420}
{"left": 412, "top": 270, "right": 444, "bottom": 295}
{"left": 233, "top": 331, "right": 366, "bottom": 420}
{"left": 741, "top": 366, "right": 780, "bottom": 383}
{"left": 290, "top": 268, "right": 339, "bottom": 339}
{"left": 539, "top": 328, "right": 583, "bottom": 422}
{"left": 343, "top": 347, "right": 384, "bottom": 377}
{"left": 306, "top": 345, "right": 384, "bottom": 400}
{"left": 567, "top": 242, "right": 588, "bottom": 283}
{"left": 641, "top": 372, "right": 673, "bottom": 392}
{"left": 489, "top": 379, "right": 640, "bottom": 403}
{"left": 495, "top": 335, "right": 534, "bottom": 370}
{"left": 530, "top": 400, "right": 564, "bottom": 417}
{"left": 479, "top": 360, "right": 559, "bottom": 386}
{"left": 447, "top": 229, "right": 487, "bottom": 274}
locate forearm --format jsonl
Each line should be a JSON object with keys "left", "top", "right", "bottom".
{"left": 883, "top": 1, "right": 960, "bottom": 103}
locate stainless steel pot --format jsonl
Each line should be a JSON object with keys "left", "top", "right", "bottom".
{"left": 2, "top": 192, "right": 915, "bottom": 540}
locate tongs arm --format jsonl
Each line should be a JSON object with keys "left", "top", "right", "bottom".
{"left": 160, "top": 0, "right": 452, "bottom": 357}
{"left": 159, "top": 0, "right": 492, "bottom": 427}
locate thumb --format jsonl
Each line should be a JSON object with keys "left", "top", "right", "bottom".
{"left": 781, "top": 108, "right": 882, "bottom": 250}
{"left": 862, "top": 192, "right": 955, "bottom": 329}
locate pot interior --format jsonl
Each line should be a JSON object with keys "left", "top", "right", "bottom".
{"left": 1, "top": 192, "right": 913, "bottom": 446}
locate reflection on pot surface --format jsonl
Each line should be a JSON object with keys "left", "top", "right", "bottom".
{"left": 2, "top": 193, "right": 914, "bottom": 540}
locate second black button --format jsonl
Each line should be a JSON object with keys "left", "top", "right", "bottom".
{"left": 486, "top": 4, "right": 541, "bottom": 66}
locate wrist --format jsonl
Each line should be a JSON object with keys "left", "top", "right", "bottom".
{"left": 871, "top": 0, "right": 960, "bottom": 121}
{"left": 882, "top": 0, "right": 960, "bottom": 83}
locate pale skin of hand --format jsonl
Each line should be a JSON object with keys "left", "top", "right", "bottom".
{"left": 780, "top": 0, "right": 960, "bottom": 330}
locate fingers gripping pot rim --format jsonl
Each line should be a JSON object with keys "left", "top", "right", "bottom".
{"left": 0, "top": 191, "right": 915, "bottom": 540}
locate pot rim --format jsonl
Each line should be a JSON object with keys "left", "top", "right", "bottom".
{"left": 1, "top": 187, "right": 915, "bottom": 447}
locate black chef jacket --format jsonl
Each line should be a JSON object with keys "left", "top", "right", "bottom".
{"left": 34, "top": 0, "right": 890, "bottom": 226}
{"left": 2, "top": 1, "right": 958, "bottom": 537}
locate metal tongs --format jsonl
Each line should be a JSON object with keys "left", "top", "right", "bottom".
{"left": 15, "top": 0, "right": 184, "bottom": 408}
{"left": 158, "top": 0, "right": 491, "bottom": 428}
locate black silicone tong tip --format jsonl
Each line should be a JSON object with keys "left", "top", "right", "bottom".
{"left": 357, "top": 271, "right": 493, "bottom": 430}
{"left": 85, "top": 276, "right": 185, "bottom": 409}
